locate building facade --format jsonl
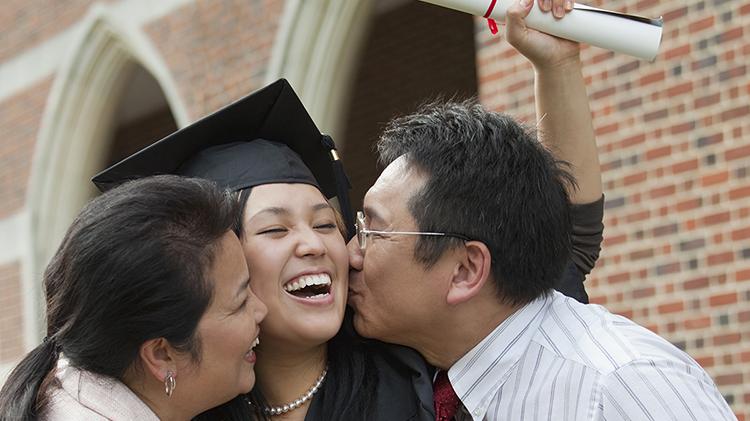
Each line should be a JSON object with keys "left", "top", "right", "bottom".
{"left": 1, "top": 0, "right": 748, "bottom": 417}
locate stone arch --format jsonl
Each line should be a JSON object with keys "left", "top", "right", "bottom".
{"left": 24, "top": 5, "right": 188, "bottom": 341}
{"left": 265, "top": 0, "right": 374, "bottom": 145}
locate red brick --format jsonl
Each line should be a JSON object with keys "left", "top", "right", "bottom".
{"left": 708, "top": 252, "right": 734, "bottom": 266}
{"left": 620, "top": 133, "right": 646, "bottom": 148}
{"left": 721, "top": 105, "right": 750, "bottom": 122}
{"left": 592, "top": 87, "right": 616, "bottom": 100}
{"left": 645, "top": 145, "right": 671, "bottom": 161}
{"left": 684, "top": 316, "right": 711, "bottom": 330}
{"left": 714, "top": 333, "right": 741, "bottom": 345}
{"left": 649, "top": 185, "right": 676, "bottom": 199}
{"left": 664, "top": 6, "right": 688, "bottom": 20}
{"left": 607, "top": 272, "right": 631, "bottom": 284}
{"left": 709, "top": 292, "right": 738, "bottom": 306}
{"left": 595, "top": 122, "right": 618, "bottom": 136}
{"left": 630, "top": 248, "right": 654, "bottom": 260}
{"left": 624, "top": 172, "right": 648, "bottom": 186}
{"left": 639, "top": 71, "right": 665, "bottom": 86}
{"left": 632, "top": 287, "right": 655, "bottom": 299}
{"left": 701, "top": 170, "right": 729, "bottom": 186}
{"left": 675, "top": 198, "right": 702, "bottom": 212}
{"left": 702, "top": 211, "right": 731, "bottom": 226}
{"left": 688, "top": 16, "right": 714, "bottom": 33}
{"left": 626, "top": 210, "right": 650, "bottom": 223}
{"left": 666, "top": 82, "right": 693, "bottom": 97}
{"left": 695, "top": 356, "right": 715, "bottom": 368}
{"left": 604, "top": 234, "right": 627, "bottom": 247}
{"left": 644, "top": 108, "right": 668, "bottom": 122}
{"left": 664, "top": 44, "right": 691, "bottom": 60}
{"left": 736, "top": 269, "right": 750, "bottom": 282}
{"left": 725, "top": 144, "right": 750, "bottom": 161}
{"left": 671, "top": 159, "right": 697, "bottom": 174}
{"left": 658, "top": 301, "right": 684, "bottom": 314}
{"left": 669, "top": 121, "right": 696, "bottom": 135}
{"left": 715, "top": 373, "right": 743, "bottom": 386}
{"left": 693, "top": 93, "right": 720, "bottom": 109}
{"left": 731, "top": 227, "right": 750, "bottom": 241}
{"left": 718, "top": 27, "right": 743, "bottom": 43}
{"left": 729, "top": 186, "right": 750, "bottom": 200}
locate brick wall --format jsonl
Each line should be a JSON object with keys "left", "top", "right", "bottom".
{"left": 0, "top": 262, "right": 24, "bottom": 364}
{"left": 0, "top": 0, "right": 113, "bottom": 63}
{"left": 476, "top": 0, "right": 749, "bottom": 418}
{"left": 145, "top": 0, "right": 283, "bottom": 120}
{"left": 0, "top": 77, "right": 53, "bottom": 219}
{"left": 341, "top": 1, "right": 478, "bottom": 207}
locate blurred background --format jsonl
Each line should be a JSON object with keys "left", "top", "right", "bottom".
{"left": 0, "top": 0, "right": 747, "bottom": 417}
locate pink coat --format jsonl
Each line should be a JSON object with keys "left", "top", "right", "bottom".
{"left": 41, "top": 358, "right": 159, "bottom": 421}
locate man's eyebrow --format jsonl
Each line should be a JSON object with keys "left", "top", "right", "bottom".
{"left": 235, "top": 278, "right": 250, "bottom": 298}
{"left": 362, "top": 206, "right": 385, "bottom": 224}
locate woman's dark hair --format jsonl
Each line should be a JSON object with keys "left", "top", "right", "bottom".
{"left": 196, "top": 189, "right": 376, "bottom": 421}
{"left": 0, "top": 175, "right": 241, "bottom": 420}
{"left": 377, "top": 100, "right": 576, "bottom": 306}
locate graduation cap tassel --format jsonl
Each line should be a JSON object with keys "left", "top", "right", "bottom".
{"left": 322, "top": 136, "right": 356, "bottom": 240}
{"left": 331, "top": 153, "right": 356, "bottom": 240}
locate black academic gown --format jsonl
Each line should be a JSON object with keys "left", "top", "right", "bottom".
{"left": 304, "top": 342, "right": 435, "bottom": 421}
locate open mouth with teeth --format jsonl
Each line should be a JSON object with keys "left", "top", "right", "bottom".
{"left": 283, "top": 274, "right": 332, "bottom": 299}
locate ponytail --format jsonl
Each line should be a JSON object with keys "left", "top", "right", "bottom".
{"left": 0, "top": 338, "right": 60, "bottom": 420}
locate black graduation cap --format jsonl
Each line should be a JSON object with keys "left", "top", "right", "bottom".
{"left": 92, "top": 78, "right": 354, "bottom": 235}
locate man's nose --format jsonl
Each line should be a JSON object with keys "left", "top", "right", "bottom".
{"left": 347, "top": 236, "right": 364, "bottom": 271}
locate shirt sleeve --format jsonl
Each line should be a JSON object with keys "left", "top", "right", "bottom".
{"left": 597, "top": 359, "right": 737, "bottom": 421}
{"left": 570, "top": 195, "right": 604, "bottom": 277}
{"left": 553, "top": 195, "right": 605, "bottom": 303}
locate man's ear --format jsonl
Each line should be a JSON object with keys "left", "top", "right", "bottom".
{"left": 446, "top": 241, "right": 492, "bottom": 305}
{"left": 139, "top": 337, "right": 178, "bottom": 383}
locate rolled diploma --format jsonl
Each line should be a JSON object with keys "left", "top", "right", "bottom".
{"left": 418, "top": 0, "right": 663, "bottom": 61}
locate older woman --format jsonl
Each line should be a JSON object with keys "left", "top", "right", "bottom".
{"left": 0, "top": 176, "right": 267, "bottom": 420}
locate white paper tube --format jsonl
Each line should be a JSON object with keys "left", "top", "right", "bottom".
{"left": 418, "top": 0, "right": 663, "bottom": 61}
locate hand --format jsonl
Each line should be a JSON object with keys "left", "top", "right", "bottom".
{"left": 504, "top": 0, "right": 581, "bottom": 70}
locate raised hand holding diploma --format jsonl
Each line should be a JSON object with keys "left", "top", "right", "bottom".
{"left": 418, "top": 0, "right": 663, "bottom": 61}
{"left": 505, "top": 0, "right": 603, "bottom": 205}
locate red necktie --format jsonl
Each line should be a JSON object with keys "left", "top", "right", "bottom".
{"left": 433, "top": 370, "right": 460, "bottom": 421}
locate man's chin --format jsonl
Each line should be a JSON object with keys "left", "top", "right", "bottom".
{"left": 352, "top": 314, "right": 379, "bottom": 340}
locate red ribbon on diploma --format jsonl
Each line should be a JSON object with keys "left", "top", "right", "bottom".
{"left": 484, "top": 0, "right": 499, "bottom": 34}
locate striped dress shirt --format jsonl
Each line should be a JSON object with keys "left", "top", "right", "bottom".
{"left": 449, "top": 291, "right": 736, "bottom": 421}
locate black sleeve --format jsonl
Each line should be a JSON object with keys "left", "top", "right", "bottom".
{"left": 554, "top": 195, "right": 605, "bottom": 304}
{"left": 570, "top": 195, "right": 605, "bottom": 277}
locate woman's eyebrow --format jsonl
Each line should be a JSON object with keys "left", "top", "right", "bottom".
{"left": 312, "top": 203, "right": 333, "bottom": 212}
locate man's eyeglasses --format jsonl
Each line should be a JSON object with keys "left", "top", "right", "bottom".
{"left": 355, "top": 211, "right": 470, "bottom": 251}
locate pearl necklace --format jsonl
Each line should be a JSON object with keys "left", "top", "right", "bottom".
{"left": 257, "top": 364, "right": 328, "bottom": 416}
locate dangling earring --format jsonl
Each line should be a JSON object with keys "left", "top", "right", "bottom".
{"left": 164, "top": 370, "right": 176, "bottom": 397}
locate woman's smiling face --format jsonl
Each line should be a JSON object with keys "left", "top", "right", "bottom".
{"left": 240, "top": 183, "right": 349, "bottom": 349}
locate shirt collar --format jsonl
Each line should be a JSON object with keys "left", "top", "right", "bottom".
{"left": 448, "top": 293, "right": 552, "bottom": 421}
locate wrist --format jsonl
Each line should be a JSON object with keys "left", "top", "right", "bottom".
{"left": 533, "top": 54, "right": 583, "bottom": 75}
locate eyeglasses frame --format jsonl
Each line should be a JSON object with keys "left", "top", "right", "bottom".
{"left": 355, "top": 211, "right": 470, "bottom": 251}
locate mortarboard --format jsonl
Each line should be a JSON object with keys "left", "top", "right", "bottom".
{"left": 92, "top": 78, "right": 354, "bottom": 235}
